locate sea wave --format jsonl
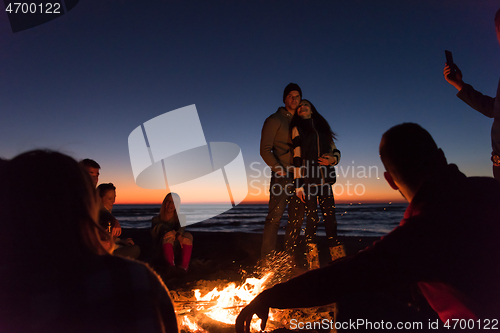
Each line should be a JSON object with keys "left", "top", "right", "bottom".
{"left": 111, "top": 203, "right": 407, "bottom": 237}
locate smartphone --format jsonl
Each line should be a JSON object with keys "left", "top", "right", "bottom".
{"left": 445, "top": 50, "right": 457, "bottom": 80}
{"left": 445, "top": 50, "right": 454, "bottom": 66}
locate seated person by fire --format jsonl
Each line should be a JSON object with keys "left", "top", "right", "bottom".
{"left": 0, "top": 150, "right": 178, "bottom": 332}
{"left": 236, "top": 123, "right": 500, "bottom": 332}
{"left": 97, "top": 182, "right": 141, "bottom": 259}
{"left": 3, "top": 123, "right": 499, "bottom": 333}
{"left": 151, "top": 192, "right": 194, "bottom": 273}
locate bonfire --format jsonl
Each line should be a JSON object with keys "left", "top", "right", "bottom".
{"left": 171, "top": 252, "right": 338, "bottom": 333}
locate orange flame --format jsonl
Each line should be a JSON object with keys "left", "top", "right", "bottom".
{"left": 178, "top": 272, "right": 274, "bottom": 332}
{"left": 176, "top": 251, "right": 299, "bottom": 332}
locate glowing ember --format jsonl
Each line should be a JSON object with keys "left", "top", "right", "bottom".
{"left": 181, "top": 316, "right": 208, "bottom": 333}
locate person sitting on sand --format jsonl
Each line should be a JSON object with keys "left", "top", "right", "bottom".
{"left": 0, "top": 150, "right": 178, "bottom": 332}
{"left": 287, "top": 99, "right": 343, "bottom": 269}
{"left": 151, "top": 192, "right": 193, "bottom": 272}
{"left": 79, "top": 158, "right": 101, "bottom": 188}
{"left": 97, "top": 183, "right": 140, "bottom": 260}
{"left": 236, "top": 123, "right": 500, "bottom": 332}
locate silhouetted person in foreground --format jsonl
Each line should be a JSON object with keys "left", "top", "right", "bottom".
{"left": 444, "top": 8, "right": 500, "bottom": 181}
{"left": 0, "top": 150, "right": 178, "bottom": 332}
{"left": 236, "top": 123, "right": 500, "bottom": 332}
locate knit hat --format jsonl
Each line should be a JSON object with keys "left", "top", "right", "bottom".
{"left": 283, "top": 83, "right": 302, "bottom": 103}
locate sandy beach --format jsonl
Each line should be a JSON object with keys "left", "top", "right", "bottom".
{"left": 121, "top": 228, "right": 381, "bottom": 286}
{"left": 122, "top": 228, "right": 446, "bottom": 332}
{"left": 120, "top": 228, "right": 444, "bottom": 332}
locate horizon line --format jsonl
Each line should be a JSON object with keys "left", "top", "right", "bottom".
{"left": 114, "top": 200, "right": 408, "bottom": 205}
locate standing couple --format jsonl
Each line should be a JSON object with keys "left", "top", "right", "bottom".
{"left": 260, "top": 83, "right": 344, "bottom": 268}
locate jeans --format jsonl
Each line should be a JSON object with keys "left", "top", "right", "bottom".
{"left": 285, "top": 184, "right": 339, "bottom": 255}
{"left": 261, "top": 173, "right": 303, "bottom": 259}
{"left": 304, "top": 185, "right": 338, "bottom": 247}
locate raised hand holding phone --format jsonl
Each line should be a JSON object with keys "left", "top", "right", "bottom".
{"left": 444, "top": 50, "right": 464, "bottom": 90}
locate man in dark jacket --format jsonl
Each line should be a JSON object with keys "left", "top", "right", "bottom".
{"left": 260, "top": 83, "right": 304, "bottom": 259}
{"left": 236, "top": 123, "right": 500, "bottom": 332}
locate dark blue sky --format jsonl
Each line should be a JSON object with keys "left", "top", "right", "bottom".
{"left": 1, "top": 0, "right": 499, "bottom": 203}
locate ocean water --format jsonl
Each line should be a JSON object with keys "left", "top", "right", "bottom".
{"left": 112, "top": 202, "right": 407, "bottom": 237}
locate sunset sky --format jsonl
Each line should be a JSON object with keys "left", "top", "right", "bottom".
{"left": 1, "top": 0, "right": 499, "bottom": 204}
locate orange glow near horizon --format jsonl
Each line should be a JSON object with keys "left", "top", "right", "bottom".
{"left": 114, "top": 179, "right": 406, "bottom": 205}
{"left": 103, "top": 155, "right": 405, "bottom": 205}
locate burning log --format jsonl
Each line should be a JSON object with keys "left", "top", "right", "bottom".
{"left": 172, "top": 252, "right": 338, "bottom": 332}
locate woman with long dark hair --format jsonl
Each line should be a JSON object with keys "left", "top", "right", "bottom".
{"left": 286, "top": 99, "right": 345, "bottom": 269}
{"left": 0, "top": 150, "right": 178, "bottom": 332}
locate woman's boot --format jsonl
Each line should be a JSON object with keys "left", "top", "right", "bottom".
{"left": 179, "top": 244, "right": 193, "bottom": 271}
{"left": 162, "top": 243, "right": 175, "bottom": 266}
